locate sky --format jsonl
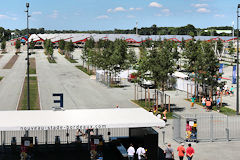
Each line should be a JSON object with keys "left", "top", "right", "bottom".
{"left": 0, "top": 0, "right": 238, "bottom": 31}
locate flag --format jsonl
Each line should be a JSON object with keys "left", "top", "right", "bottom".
{"left": 233, "top": 65, "right": 236, "bottom": 84}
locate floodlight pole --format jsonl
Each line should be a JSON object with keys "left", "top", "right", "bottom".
{"left": 237, "top": 4, "right": 240, "bottom": 115}
{"left": 25, "top": 3, "right": 30, "bottom": 111}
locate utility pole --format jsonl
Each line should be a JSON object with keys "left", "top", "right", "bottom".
{"left": 237, "top": 4, "right": 240, "bottom": 115}
{"left": 25, "top": 3, "right": 31, "bottom": 111}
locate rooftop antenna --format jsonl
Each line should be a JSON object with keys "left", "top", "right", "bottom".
{"left": 136, "top": 21, "right": 138, "bottom": 35}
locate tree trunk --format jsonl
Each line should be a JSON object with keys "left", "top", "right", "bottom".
{"left": 148, "top": 87, "right": 150, "bottom": 108}
{"left": 161, "top": 83, "right": 164, "bottom": 108}
{"left": 145, "top": 88, "right": 147, "bottom": 108}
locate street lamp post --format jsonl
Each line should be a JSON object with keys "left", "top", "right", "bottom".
{"left": 237, "top": 4, "right": 240, "bottom": 115}
{"left": 25, "top": 3, "right": 30, "bottom": 111}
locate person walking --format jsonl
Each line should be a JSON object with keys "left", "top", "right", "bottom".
{"left": 186, "top": 143, "right": 195, "bottom": 160}
{"left": 127, "top": 144, "right": 135, "bottom": 160}
{"left": 206, "top": 98, "right": 211, "bottom": 112}
{"left": 177, "top": 143, "right": 185, "bottom": 160}
{"left": 163, "top": 109, "right": 167, "bottom": 123}
{"left": 136, "top": 145, "right": 146, "bottom": 160}
{"left": 164, "top": 143, "right": 174, "bottom": 160}
{"left": 201, "top": 96, "right": 206, "bottom": 108}
{"left": 190, "top": 96, "right": 196, "bottom": 108}
{"left": 216, "top": 96, "right": 221, "bottom": 112}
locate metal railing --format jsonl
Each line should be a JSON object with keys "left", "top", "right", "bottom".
{"left": 1, "top": 128, "right": 129, "bottom": 146}
{"left": 173, "top": 113, "right": 240, "bottom": 142}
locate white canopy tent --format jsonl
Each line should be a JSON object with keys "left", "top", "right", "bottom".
{"left": 0, "top": 108, "right": 165, "bottom": 131}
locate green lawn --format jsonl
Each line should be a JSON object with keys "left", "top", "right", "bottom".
{"left": 185, "top": 98, "right": 236, "bottom": 116}
{"left": 0, "top": 77, "right": 3, "bottom": 81}
{"left": 131, "top": 100, "right": 173, "bottom": 119}
{"left": 65, "top": 57, "right": 78, "bottom": 63}
{"left": 18, "top": 77, "right": 40, "bottom": 110}
{"left": 29, "top": 68, "right": 36, "bottom": 74}
{"left": 47, "top": 57, "right": 56, "bottom": 63}
{"left": 76, "top": 65, "right": 94, "bottom": 76}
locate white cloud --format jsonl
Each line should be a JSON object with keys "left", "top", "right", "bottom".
{"left": 114, "top": 7, "right": 125, "bottom": 12}
{"left": 162, "top": 9, "right": 170, "bottom": 14}
{"left": 192, "top": 3, "right": 209, "bottom": 8}
{"left": 197, "top": 8, "right": 210, "bottom": 13}
{"left": 107, "top": 7, "right": 126, "bottom": 13}
{"left": 129, "top": 7, "right": 142, "bottom": 11}
{"left": 149, "top": 2, "right": 163, "bottom": 8}
{"left": 107, "top": 9, "right": 112, "bottom": 13}
{"left": 32, "top": 11, "right": 42, "bottom": 15}
{"left": 0, "top": 14, "right": 17, "bottom": 20}
{"left": 49, "top": 10, "right": 59, "bottom": 18}
{"left": 127, "top": 15, "right": 135, "bottom": 18}
{"left": 0, "top": 15, "right": 8, "bottom": 19}
{"left": 214, "top": 14, "right": 225, "bottom": 18}
{"left": 96, "top": 15, "right": 109, "bottom": 19}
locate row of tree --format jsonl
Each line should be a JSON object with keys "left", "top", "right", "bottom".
{"left": 79, "top": 37, "right": 223, "bottom": 107}
{"left": 1, "top": 24, "right": 235, "bottom": 40}
{"left": 81, "top": 38, "right": 137, "bottom": 77}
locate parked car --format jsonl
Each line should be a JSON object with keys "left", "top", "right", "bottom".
{"left": 128, "top": 73, "right": 137, "bottom": 82}
{"left": 139, "top": 78, "right": 155, "bottom": 89}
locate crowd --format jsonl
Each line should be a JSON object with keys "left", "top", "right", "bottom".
{"left": 127, "top": 143, "right": 195, "bottom": 160}
{"left": 163, "top": 143, "right": 195, "bottom": 160}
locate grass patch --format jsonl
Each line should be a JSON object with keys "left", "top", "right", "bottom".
{"left": 131, "top": 100, "right": 173, "bottom": 119}
{"left": 76, "top": 65, "right": 94, "bottom": 76}
{"left": 47, "top": 57, "right": 56, "bottom": 63}
{"left": 65, "top": 57, "right": 78, "bottom": 63}
{"left": 28, "top": 58, "right": 36, "bottom": 74}
{"left": 0, "top": 77, "right": 3, "bottom": 81}
{"left": 185, "top": 98, "right": 236, "bottom": 116}
{"left": 109, "top": 84, "right": 124, "bottom": 88}
{"left": 18, "top": 77, "right": 40, "bottom": 110}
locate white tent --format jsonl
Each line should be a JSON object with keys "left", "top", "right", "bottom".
{"left": 172, "top": 71, "right": 188, "bottom": 79}
{"left": 0, "top": 108, "right": 165, "bottom": 131}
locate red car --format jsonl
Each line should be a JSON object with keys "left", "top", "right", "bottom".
{"left": 128, "top": 73, "right": 137, "bottom": 82}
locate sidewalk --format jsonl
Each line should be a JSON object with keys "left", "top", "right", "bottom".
{"left": 155, "top": 90, "right": 239, "bottom": 160}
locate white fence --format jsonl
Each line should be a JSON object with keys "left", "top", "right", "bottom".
{"left": 175, "top": 78, "right": 195, "bottom": 95}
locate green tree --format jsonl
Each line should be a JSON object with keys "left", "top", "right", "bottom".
{"left": 201, "top": 41, "right": 220, "bottom": 97}
{"left": 15, "top": 39, "right": 21, "bottom": 54}
{"left": 29, "top": 39, "right": 35, "bottom": 53}
{"left": 65, "top": 40, "right": 75, "bottom": 59}
{"left": 1, "top": 40, "right": 6, "bottom": 53}
{"left": 44, "top": 39, "right": 54, "bottom": 59}
{"left": 58, "top": 39, "right": 65, "bottom": 55}
{"left": 228, "top": 41, "right": 235, "bottom": 64}
{"left": 149, "top": 40, "right": 175, "bottom": 107}
{"left": 216, "top": 39, "right": 224, "bottom": 59}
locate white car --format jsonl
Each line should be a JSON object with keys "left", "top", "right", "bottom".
{"left": 139, "top": 78, "right": 155, "bottom": 88}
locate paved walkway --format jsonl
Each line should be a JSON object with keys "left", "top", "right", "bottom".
{"left": 156, "top": 90, "right": 239, "bottom": 160}
{"left": 36, "top": 50, "right": 137, "bottom": 110}
{"left": 0, "top": 52, "right": 26, "bottom": 110}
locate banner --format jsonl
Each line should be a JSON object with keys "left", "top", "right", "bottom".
{"left": 186, "top": 118, "right": 197, "bottom": 142}
{"left": 233, "top": 65, "right": 236, "bottom": 84}
{"left": 219, "top": 64, "right": 224, "bottom": 74}
{"left": 218, "top": 64, "right": 224, "bottom": 80}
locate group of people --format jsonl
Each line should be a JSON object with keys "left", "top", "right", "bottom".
{"left": 149, "top": 108, "right": 168, "bottom": 123}
{"left": 164, "top": 143, "right": 195, "bottom": 160}
{"left": 201, "top": 96, "right": 221, "bottom": 112}
{"left": 127, "top": 144, "right": 147, "bottom": 160}
{"left": 220, "top": 85, "right": 234, "bottom": 96}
